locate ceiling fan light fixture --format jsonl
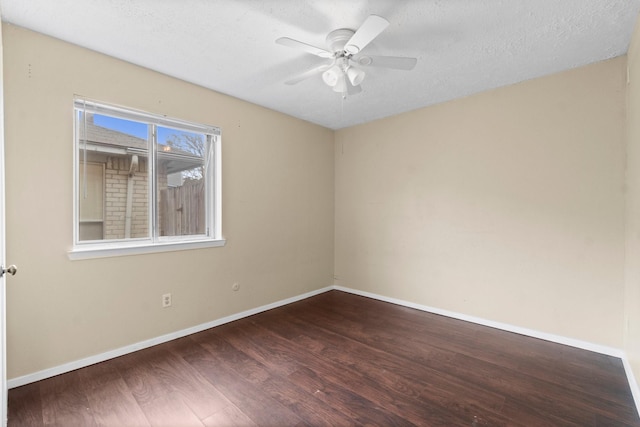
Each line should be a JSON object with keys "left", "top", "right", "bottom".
{"left": 347, "top": 66, "right": 365, "bottom": 86}
{"left": 322, "top": 66, "right": 341, "bottom": 87}
{"left": 333, "top": 73, "right": 348, "bottom": 93}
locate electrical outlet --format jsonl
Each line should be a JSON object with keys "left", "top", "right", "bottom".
{"left": 162, "top": 293, "right": 172, "bottom": 308}
{"left": 232, "top": 282, "right": 240, "bottom": 291}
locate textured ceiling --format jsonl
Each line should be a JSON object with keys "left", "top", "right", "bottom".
{"left": 1, "top": 0, "right": 639, "bottom": 129}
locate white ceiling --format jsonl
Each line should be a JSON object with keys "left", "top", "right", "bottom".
{"left": 1, "top": 1, "right": 639, "bottom": 129}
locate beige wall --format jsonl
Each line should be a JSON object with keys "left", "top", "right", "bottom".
{"left": 625, "top": 13, "right": 640, "bottom": 392}
{"left": 3, "top": 24, "right": 334, "bottom": 379}
{"left": 335, "top": 57, "right": 627, "bottom": 347}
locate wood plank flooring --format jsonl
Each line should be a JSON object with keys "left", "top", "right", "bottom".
{"left": 8, "top": 290, "right": 640, "bottom": 426}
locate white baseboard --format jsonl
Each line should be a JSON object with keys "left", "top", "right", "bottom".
{"left": 622, "top": 356, "right": 640, "bottom": 418}
{"left": 7, "top": 286, "right": 333, "bottom": 389}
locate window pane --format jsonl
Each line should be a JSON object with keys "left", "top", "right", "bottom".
{"left": 77, "top": 111, "right": 150, "bottom": 241}
{"left": 156, "top": 127, "right": 208, "bottom": 237}
{"left": 79, "top": 162, "right": 104, "bottom": 222}
{"left": 78, "top": 162, "right": 104, "bottom": 241}
{"left": 79, "top": 222, "right": 103, "bottom": 241}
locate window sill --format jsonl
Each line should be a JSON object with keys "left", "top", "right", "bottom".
{"left": 68, "top": 238, "right": 226, "bottom": 260}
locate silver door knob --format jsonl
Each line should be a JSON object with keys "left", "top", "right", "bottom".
{"left": 0, "top": 265, "right": 17, "bottom": 278}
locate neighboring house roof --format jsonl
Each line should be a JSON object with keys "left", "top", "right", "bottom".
{"left": 78, "top": 114, "right": 204, "bottom": 174}
{"left": 78, "top": 116, "right": 148, "bottom": 151}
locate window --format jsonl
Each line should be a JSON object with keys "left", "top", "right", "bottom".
{"left": 71, "top": 99, "right": 223, "bottom": 259}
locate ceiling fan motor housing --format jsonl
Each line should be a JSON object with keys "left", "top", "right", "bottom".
{"left": 326, "top": 29, "right": 356, "bottom": 54}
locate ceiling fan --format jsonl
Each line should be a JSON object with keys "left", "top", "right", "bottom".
{"left": 276, "top": 15, "right": 417, "bottom": 97}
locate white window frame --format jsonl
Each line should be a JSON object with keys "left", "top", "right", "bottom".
{"left": 69, "top": 99, "right": 224, "bottom": 260}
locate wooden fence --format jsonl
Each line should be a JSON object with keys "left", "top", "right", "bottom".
{"left": 159, "top": 179, "right": 205, "bottom": 236}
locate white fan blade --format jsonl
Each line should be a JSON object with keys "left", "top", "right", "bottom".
{"left": 285, "top": 63, "right": 332, "bottom": 85}
{"left": 344, "top": 15, "right": 390, "bottom": 55}
{"left": 276, "top": 37, "right": 333, "bottom": 58}
{"left": 357, "top": 55, "right": 417, "bottom": 70}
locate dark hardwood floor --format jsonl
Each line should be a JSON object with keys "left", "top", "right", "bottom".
{"left": 7, "top": 290, "right": 640, "bottom": 426}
